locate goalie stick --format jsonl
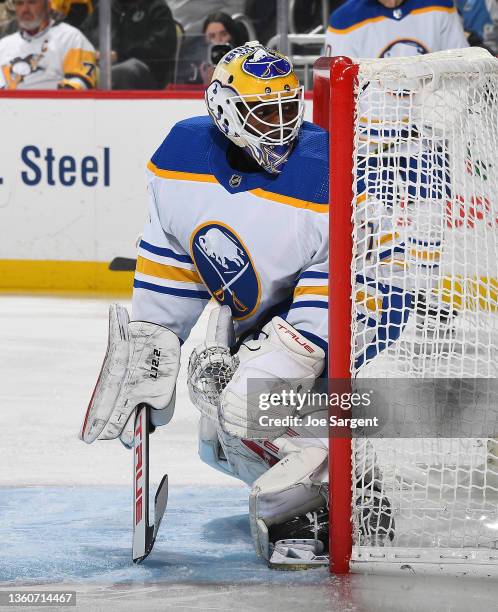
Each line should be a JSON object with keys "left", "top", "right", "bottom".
{"left": 109, "top": 257, "right": 136, "bottom": 272}
{"left": 132, "top": 404, "right": 168, "bottom": 563}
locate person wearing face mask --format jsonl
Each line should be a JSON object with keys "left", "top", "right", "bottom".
{"left": 325, "top": 0, "right": 468, "bottom": 58}
{"left": 0, "top": 0, "right": 96, "bottom": 89}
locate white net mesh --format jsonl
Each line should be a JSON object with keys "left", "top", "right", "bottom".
{"left": 348, "top": 49, "right": 498, "bottom": 569}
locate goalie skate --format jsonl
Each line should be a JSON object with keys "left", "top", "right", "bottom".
{"left": 269, "top": 539, "right": 329, "bottom": 570}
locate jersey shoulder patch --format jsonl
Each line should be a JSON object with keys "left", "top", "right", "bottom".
{"left": 150, "top": 116, "right": 214, "bottom": 175}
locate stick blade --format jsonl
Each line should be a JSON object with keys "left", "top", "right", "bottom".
{"left": 133, "top": 475, "right": 168, "bottom": 564}
{"left": 153, "top": 474, "right": 168, "bottom": 538}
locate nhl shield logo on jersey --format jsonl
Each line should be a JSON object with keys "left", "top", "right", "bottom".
{"left": 191, "top": 222, "right": 260, "bottom": 320}
{"left": 242, "top": 48, "right": 292, "bottom": 80}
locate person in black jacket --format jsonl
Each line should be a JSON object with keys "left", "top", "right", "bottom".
{"left": 83, "top": 0, "right": 176, "bottom": 89}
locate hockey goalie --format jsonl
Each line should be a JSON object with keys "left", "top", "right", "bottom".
{"left": 80, "top": 42, "right": 420, "bottom": 569}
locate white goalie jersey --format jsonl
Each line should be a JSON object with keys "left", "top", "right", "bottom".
{"left": 131, "top": 116, "right": 428, "bottom": 373}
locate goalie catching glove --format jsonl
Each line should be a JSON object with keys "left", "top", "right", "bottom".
{"left": 219, "top": 317, "right": 325, "bottom": 440}
{"left": 80, "top": 304, "right": 181, "bottom": 448}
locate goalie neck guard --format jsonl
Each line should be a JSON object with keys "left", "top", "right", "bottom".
{"left": 205, "top": 41, "right": 305, "bottom": 175}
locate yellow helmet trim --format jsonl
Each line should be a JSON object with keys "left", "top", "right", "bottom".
{"left": 212, "top": 47, "right": 300, "bottom": 102}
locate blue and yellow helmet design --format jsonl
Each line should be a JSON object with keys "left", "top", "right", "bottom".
{"left": 205, "top": 42, "right": 304, "bottom": 175}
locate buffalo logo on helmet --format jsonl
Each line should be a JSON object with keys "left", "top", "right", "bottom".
{"left": 191, "top": 222, "right": 260, "bottom": 320}
{"left": 242, "top": 48, "right": 292, "bottom": 79}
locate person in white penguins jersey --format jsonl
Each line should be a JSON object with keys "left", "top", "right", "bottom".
{"left": 80, "top": 42, "right": 408, "bottom": 568}
{"left": 0, "top": 0, "right": 96, "bottom": 89}
{"left": 325, "top": 0, "right": 468, "bottom": 59}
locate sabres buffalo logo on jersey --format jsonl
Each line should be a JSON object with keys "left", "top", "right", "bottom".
{"left": 380, "top": 39, "right": 428, "bottom": 58}
{"left": 191, "top": 222, "right": 260, "bottom": 320}
{"left": 241, "top": 48, "right": 292, "bottom": 80}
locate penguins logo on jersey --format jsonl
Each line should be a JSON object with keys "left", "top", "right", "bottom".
{"left": 242, "top": 48, "right": 292, "bottom": 80}
{"left": 191, "top": 222, "right": 260, "bottom": 320}
{"left": 0, "top": 41, "right": 48, "bottom": 89}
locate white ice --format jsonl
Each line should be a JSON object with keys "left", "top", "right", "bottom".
{"left": 1, "top": 295, "right": 498, "bottom": 611}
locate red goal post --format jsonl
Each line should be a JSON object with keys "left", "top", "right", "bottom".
{"left": 313, "top": 50, "right": 498, "bottom": 577}
{"left": 313, "top": 56, "right": 357, "bottom": 575}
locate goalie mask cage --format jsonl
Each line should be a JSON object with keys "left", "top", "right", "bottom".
{"left": 313, "top": 48, "right": 498, "bottom": 576}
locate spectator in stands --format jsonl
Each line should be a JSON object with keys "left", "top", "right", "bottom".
{"left": 204, "top": 11, "right": 241, "bottom": 46}
{"left": 0, "top": 0, "right": 96, "bottom": 89}
{"left": 325, "top": 0, "right": 468, "bottom": 58}
{"left": 51, "top": 0, "right": 93, "bottom": 29}
{"left": 199, "top": 12, "right": 243, "bottom": 83}
{"left": 82, "top": 0, "right": 177, "bottom": 90}
{"left": 456, "top": 0, "right": 498, "bottom": 53}
{"left": 177, "top": 11, "right": 243, "bottom": 85}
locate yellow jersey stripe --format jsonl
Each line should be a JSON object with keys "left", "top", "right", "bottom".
{"left": 136, "top": 256, "right": 202, "bottom": 283}
{"left": 412, "top": 6, "right": 455, "bottom": 16}
{"left": 409, "top": 248, "right": 441, "bottom": 262}
{"left": 294, "top": 285, "right": 328, "bottom": 298}
{"left": 380, "top": 259, "right": 407, "bottom": 268}
{"left": 63, "top": 48, "right": 97, "bottom": 88}
{"left": 147, "top": 161, "right": 218, "bottom": 184}
{"left": 328, "top": 6, "right": 454, "bottom": 35}
{"left": 147, "top": 161, "right": 327, "bottom": 212}
{"left": 355, "top": 290, "right": 382, "bottom": 313}
{"left": 328, "top": 15, "right": 386, "bottom": 34}
{"left": 378, "top": 232, "right": 400, "bottom": 246}
{"left": 250, "top": 188, "right": 328, "bottom": 213}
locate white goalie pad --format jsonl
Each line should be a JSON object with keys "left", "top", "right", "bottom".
{"left": 80, "top": 303, "right": 181, "bottom": 445}
{"left": 249, "top": 441, "right": 328, "bottom": 560}
{"left": 219, "top": 318, "right": 325, "bottom": 440}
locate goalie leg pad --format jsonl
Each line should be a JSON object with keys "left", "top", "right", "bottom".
{"left": 249, "top": 441, "right": 328, "bottom": 560}
{"left": 197, "top": 415, "right": 238, "bottom": 480}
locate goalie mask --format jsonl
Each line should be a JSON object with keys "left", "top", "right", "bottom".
{"left": 205, "top": 42, "right": 305, "bottom": 175}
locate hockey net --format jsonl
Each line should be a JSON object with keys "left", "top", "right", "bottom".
{"left": 313, "top": 48, "right": 498, "bottom": 576}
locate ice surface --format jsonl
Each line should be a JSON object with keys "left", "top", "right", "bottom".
{"left": 1, "top": 296, "right": 498, "bottom": 611}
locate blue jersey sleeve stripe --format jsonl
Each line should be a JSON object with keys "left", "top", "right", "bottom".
{"left": 299, "top": 271, "right": 328, "bottom": 280}
{"left": 139, "top": 240, "right": 193, "bottom": 264}
{"left": 408, "top": 237, "right": 442, "bottom": 247}
{"left": 289, "top": 301, "right": 329, "bottom": 310}
{"left": 379, "top": 246, "right": 405, "bottom": 260}
{"left": 134, "top": 279, "right": 211, "bottom": 300}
